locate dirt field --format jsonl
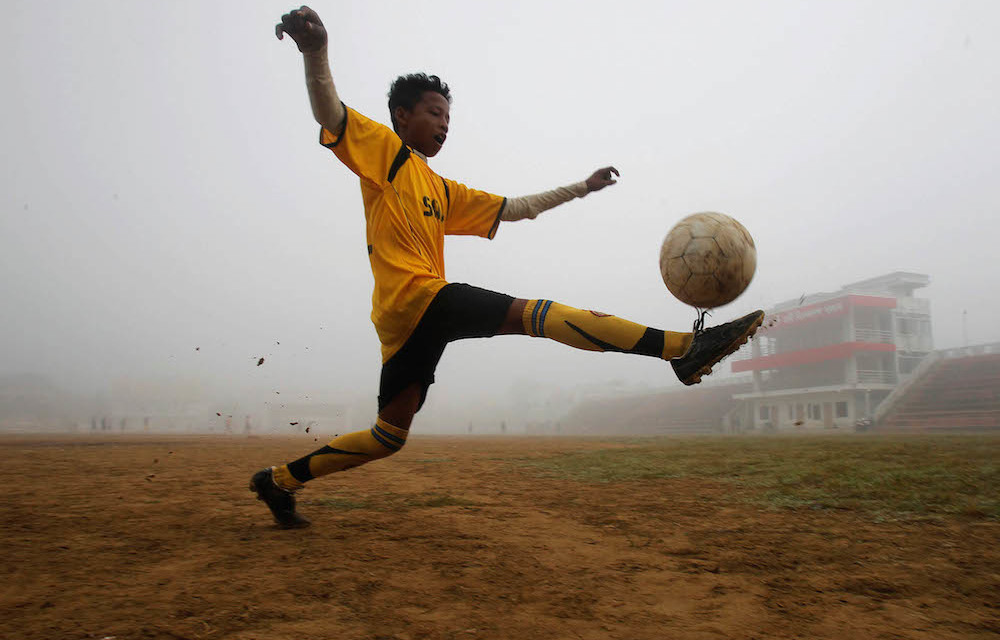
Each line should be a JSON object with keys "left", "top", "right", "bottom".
{"left": 1, "top": 433, "right": 997, "bottom": 640}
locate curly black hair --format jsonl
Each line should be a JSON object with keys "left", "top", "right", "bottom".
{"left": 387, "top": 73, "right": 451, "bottom": 133}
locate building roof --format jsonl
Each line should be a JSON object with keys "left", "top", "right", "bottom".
{"left": 769, "top": 271, "right": 929, "bottom": 313}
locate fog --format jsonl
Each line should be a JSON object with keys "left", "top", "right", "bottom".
{"left": 2, "top": 1, "right": 998, "bottom": 432}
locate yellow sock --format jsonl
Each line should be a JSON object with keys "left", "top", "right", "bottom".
{"left": 272, "top": 418, "right": 408, "bottom": 490}
{"left": 522, "top": 299, "right": 692, "bottom": 359}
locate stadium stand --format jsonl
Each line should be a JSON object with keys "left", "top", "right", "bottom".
{"left": 877, "top": 344, "right": 1000, "bottom": 430}
{"left": 562, "top": 380, "right": 753, "bottom": 435}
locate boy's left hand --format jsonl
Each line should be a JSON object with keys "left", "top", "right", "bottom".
{"left": 585, "top": 166, "right": 620, "bottom": 192}
{"left": 276, "top": 6, "right": 327, "bottom": 53}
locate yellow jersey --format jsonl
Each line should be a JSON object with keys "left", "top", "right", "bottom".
{"left": 320, "top": 107, "right": 506, "bottom": 362}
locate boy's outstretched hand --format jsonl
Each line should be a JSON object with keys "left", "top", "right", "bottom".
{"left": 585, "top": 166, "right": 620, "bottom": 192}
{"left": 276, "top": 6, "right": 327, "bottom": 53}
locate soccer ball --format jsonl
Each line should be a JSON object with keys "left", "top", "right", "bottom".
{"left": 659, "top": 212, "right": 756, "bottom": 308}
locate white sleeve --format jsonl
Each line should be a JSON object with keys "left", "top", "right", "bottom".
{"left": 500, "top": 181, "right": 589, "bottom": 222}
{"left": 303, "top": 48, "right": 346, "bottom": 134}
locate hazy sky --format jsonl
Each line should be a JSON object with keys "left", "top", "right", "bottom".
{"left": 2, "top": 1, "right": 998, "bottom": 423}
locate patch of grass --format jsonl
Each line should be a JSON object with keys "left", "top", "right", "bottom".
{"left": 303, "top": 491, "right": 482, "bottom": 512}
{"left": 401, "top": 493, "right": 481, "bottom": 508}
{"left": 518, "top": 434, "right": 1000, "bottom": 521}
{"left": 303, "top": 497, "right": 370, "bottom": 510}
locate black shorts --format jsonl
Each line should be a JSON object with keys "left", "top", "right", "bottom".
{"left": 378, "top": 283, "right": 514, "bottom": 413}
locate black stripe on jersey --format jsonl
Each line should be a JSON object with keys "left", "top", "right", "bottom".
{"left": 319, "top": 103, "right": 349, "bottom": 150}
{"left": 440, "top": 177, "right": 451, "bottom": 214}
{"left": 488, "top": 197, "right": 507, "bottom": 239}
{"left": 387, "top": 144, "right": 411, "bottom": 183}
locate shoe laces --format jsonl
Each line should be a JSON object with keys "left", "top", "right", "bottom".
{"left": 692, "top": 308, "right": 712, "bottom": 335}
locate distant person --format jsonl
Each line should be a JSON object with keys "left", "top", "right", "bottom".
{"left": 250, "top": 6, "right": 764, "bottom": 529}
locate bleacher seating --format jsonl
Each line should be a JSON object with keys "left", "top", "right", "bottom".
{"left": 878, "top": 353, "right": 1000, "bottom": 430}
{"left": 562, "top": 382, "right": 753, "bottom": 435}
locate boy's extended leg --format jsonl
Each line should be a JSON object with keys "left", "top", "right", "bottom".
{"left": 499, "top": 299, "right": 693, "bottom": 357}
{"left": 499, "top": 299, "right": 764, "bottom": 386}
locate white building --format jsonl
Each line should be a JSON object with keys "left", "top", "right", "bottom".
{"left": 730, "top": 272, "right": 933, "bottom": 430}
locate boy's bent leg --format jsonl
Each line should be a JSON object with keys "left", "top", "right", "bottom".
{"left": 251, "top": 388, "right": 417, "bottom": 530}
{"left": 273, "top": 416, "right": 409, "bottom": 487}
{"left": 252, "top": 387, "right": 416, "bottom": 531}
{"left": 250, "top": 286, "right": 475, "bottom": 529}
{"left": 270, "top": 284, "right": 513, "bottom": 491}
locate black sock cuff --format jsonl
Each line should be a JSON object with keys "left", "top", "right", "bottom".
{"left": 631, "top": 328, "right": 666, "bottom": 358}
{"left": 286, "top": 445, "right": 338, "bottom": 483}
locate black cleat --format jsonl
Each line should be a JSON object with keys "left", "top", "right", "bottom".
{"left": 249, "top": 468, "right": 311, "bottom": 529}
{"left": 671, "top": 310, "right": 765, "bottom": 386}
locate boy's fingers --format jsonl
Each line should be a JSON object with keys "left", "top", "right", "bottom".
{"left": 277, "top": 7, "right": 323, "bottom": 43}
{"left": 280, "top": 11, "right": 304, "bottom": 33}
{"left": 298, "top": 5, "right": 323, "bottom": 24}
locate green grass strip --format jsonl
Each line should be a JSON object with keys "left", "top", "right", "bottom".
{"left": 518, "top": 434, "right": 999, "bottom": 520}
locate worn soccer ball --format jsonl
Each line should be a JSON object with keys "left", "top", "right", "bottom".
{"left": 659, "top": 212, "right": 756, "bottom": 308}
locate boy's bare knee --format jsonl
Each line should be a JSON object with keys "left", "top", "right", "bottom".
{"left": 498, "top": 298, "right": 528, "bottom": 335}
{"left": 378, "top": 384, "right": 422, "bottom": 430}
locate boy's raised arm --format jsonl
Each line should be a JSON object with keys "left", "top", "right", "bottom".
{"left": 276, "top": 6, "right": 346, "bottom": 134}
{"left": 501, "top": 166, "right": 619, "bottom": 222}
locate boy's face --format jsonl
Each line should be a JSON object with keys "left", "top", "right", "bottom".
{"left": 396, "top": 91, "right": 450, "bottom": 157}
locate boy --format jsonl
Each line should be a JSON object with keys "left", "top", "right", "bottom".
{"left": 251, "top": 6, "right": 764, "bottom": 529}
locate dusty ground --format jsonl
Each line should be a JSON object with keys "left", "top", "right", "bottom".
{"left": 1, "top": 434, "right": 997, "bottom": 640}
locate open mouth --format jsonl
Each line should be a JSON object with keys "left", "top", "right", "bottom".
{"left": 433, "top": 134, "right": 446, "bottom": 145}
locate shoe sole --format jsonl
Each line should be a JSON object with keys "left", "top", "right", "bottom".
{"left": 682, "top": 312, "right": 764, "bottom": 386}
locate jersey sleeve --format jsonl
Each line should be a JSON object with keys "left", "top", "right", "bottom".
{"left": 442, "top": 178, "right": 507, "bottom": 239}
{"left": 319, "top": 106, "right": 405, "bottom": 188}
